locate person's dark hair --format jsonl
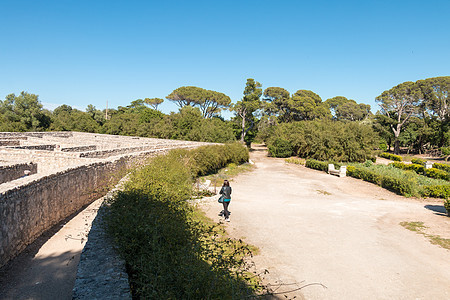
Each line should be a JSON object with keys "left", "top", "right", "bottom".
{"left": 223, "top": 179, "right": 230, "bottom": 187}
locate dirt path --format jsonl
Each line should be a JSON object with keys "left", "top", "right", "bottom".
{"left": 0, "top": 198, "right": 103, "bottom": 300}
{"left": 199, "top": 145, "right": 450, "bottom": 299}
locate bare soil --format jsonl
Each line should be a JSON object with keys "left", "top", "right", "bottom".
{"left": 199, "top": 145, "right": 450, "bottom": 299}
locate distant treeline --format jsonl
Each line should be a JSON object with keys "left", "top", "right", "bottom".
{"left": 1, "top": 76, "right": 448, "bottom": 159}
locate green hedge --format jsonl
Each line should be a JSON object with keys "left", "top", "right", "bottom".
{"left": 347, "top": 165, "right": 415, "bottom": 196}
{"left": 389, "top": 162, "right": 425, "bottom": 174}
{"left": 411, "top": 158, "right": 426, "bottom": 165}
{"left": 305, "top": 159, "right": 330, "bottom": 172}
{"left": 106, "top": 143, "right": 256, "bottom": 299}
{"left": 268, "top": 138, "right": 293, "bottom": 158}
{"left": 425, "top": 168, "right": 449, "bottom": 181}
{"left": 422, "top": 185, "right": 450, "bottom": 199}
{"left": 433, "top": 162, "right": 450, "bottom": 173}
{"left": 379, "top": 152, "right": 402, "bottom": 161}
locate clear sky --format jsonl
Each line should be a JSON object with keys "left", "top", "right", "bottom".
{"left": 1, "top": 0, "right": 449, "bottom": 118}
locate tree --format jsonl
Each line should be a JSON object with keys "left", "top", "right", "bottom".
{"left": 0, "top": 92, "right": 49, "bottom": 131}
{"left": 325, "top": 96, "right": 371, "bottom": 121}
{"left": 166, "top": 86, "right": 231, "bottom": 118}
{"left": 417, "top": 76, "right": 450, "bottom": 122}
{"left": 376, "top": 81, "right": 423, "bottom": 154}
{"left": 232, "top": 79, "right": 262, "bottom": 142}
{"left": 143, "top": 98, "right": 164, "bottom": 111}
{"left": 288, "top": 90, "right": 331, "bottom": 121}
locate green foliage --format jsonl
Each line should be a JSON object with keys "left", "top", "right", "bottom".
{"left": 389, "top": 162, "right": 425, "bottom": 174}
{"left": 380, "top": 152, "right": 403, "bottom": 161}
{"left": 411, "top": 158, "right": 427, "bottom": 165}
{"left": 433, "top": 162, "right": 450, "bottom": 173}
{"left": 0, "top": 92, "right": 50, "bottom": 131}
{"left": 425, "top": 168, "right": 449, "bottom": 181}
{"left": 325, "top": 96, "right": 371, "bottom": 121}
{"left": 265, "top": 120, "right": 378, "bottom": 162}
{"left": 422, "top": 185, "right": 450, "bottom": 199}
{"left": 267, "top": 138, "right": 293, "bottom": 158}
{"left": 166, "top": 86, "right": 231, "bottom": 118}
{"left": 444, "top": 199, "right": 450, "bottom": 211}
{"left": 106, "top": 144, "right": 257, "bottom": 299}
{"left": 305, "top": 159, "right": 329, "bottom": 172}
{"left": 441, "top": 147, "right": 450, "bottom": 156}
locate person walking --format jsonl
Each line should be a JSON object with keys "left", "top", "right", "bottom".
{"left": 219, "top": 180, "right": 232, "bottom": 222}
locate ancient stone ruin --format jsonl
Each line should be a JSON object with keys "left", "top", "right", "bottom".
{"left": 0, "top": 131, "right": 211, "bottom": 269}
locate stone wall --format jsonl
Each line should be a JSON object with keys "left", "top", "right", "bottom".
{"left": 9, "top": 144, "right": 56, "bottom": 151}
{"left": 0, "top": 142, "right": 205, "bottom": 268}
{"left": 0, "top": 162, "right": 37, "bottom": 184}
{"left": 0, "top": 140, "right": 20, "bottom": 146}
{"left": 61, "top": 145, "right": 97, "bottom": 152}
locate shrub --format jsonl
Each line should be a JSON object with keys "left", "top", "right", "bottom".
{"left": 106, "top": 143, "right": 257, "bottom": 299}
{"left": 441, "top": 146, "right": 450, "bottom": 156}
{"left": 444, "top": 199, "right": 450, "bottom": 212}
{"left": 425, "top": 168, "right": 449, "bottom": 181}
{"left": 433, "top": 162, "right": 450, "bottom": 173}
{"left": 268, "top": 138, "right": 293, "bottom": 158}
{"left": 305, "top": 159, "right": 329, "bottom": 172}
{"left": 411, "top": 158, "right": 426, "bottom": 165}
{"left": 265, "top": 120, "right": 378, "bottom": 162}
{"left": 389, "top": 162, "right": 425, "bottom": 174}
{"left": 380, "top": 152, "right": 402, "bottom": 161}
{"left": 422, "top": 185, "right": 450, "bottom": 199}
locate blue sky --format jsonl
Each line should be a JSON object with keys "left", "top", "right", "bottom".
{"left": 1, "top": 0, "right": 449, "bottom": 118}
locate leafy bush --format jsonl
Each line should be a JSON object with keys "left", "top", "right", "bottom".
{"left": 380, "top": 152, "right": 402, "bottom": 161}
{"left": 305, "top": 159, "right": 330, "bottom": 172}
{"left": 265, "top": 120, "right": 379, "bottom": 162}
{"left": 441, "top": 146, "right": 450, "bottom": 156}
{"left": 433, "top": 162, "right": 450, "bottom": 173}
{"left": 389, "top": 162, "right": 425, "bottom": 174}
{"left": 444, "top": 199, "right": 450, "bottom": 212}
{"left": 268, "top": 138, "right": 293, "bottom": 158}
{"left": 425, "top": 168, "right": 449, "bottom": 181}
{"left": 411, "top": 158, "right": 426, "bottom": 165}
{"left": 285, "top": 157, "right": 305, "bottom": 165}
{"left": 422, "top": 185, "right": 450, "bottom": 199}
{"left": 106, "top": 143, "right": 257, "bottom": 298}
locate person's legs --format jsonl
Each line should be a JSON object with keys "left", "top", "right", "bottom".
{"left": 223, "top": 201, "right": 230, "bottom": 219}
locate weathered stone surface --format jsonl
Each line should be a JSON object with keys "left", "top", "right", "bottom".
{"left": 72, "top": 191, "right": 131, "bottom": 300}
{"left": 0, "top": 162, "right": 37, "bottom": 184}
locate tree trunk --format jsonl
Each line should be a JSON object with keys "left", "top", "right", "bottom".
{"left": 394, "top": 139, "right": 400, "bottom": 155}
{"left": 240, "top": 115, "right": 246, "bottom": 142}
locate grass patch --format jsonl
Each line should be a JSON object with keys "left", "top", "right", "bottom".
{"left": 317, "top": 189, "right": 331, "bottom": 195}
{"left": 400, "top": 221, "right": 450, "bottom": 250}
{"left": 285, "top": 157, "right": 306, "bottom": 165}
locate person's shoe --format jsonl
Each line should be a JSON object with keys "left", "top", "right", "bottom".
{"left": 225, "top": 218, "right": 230, "bottom": 222}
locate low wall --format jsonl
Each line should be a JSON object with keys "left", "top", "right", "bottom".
{"left": 9, "top": 145, "right": 56, "bottom": 151}
{"left": 61, "top": 145, "right": 97, "bottom": 152}
{"left": 0, "top": 162, "right": 37, "bottom": 184}
{"left": 0, "top": 143, "right": 205, "bottom": 268}
{"left": 0, "top": 140, "right": 20, "bottom": 146}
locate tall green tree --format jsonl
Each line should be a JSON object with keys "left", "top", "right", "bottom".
{"left": 376, "top": 81, "right": 423, "bottom": 154}
{"left": 143, "top": 98, "right": 164, "bottom": 111}
{"left": 288, "top": 90, "right": 331, "bottom": 121}
{"left": 166, "top": 86, "right": 231, "bottom": 118}
{"left": 0, "top": 92, "right": 50, "bottom": 131}
{"left": 325, "top": 96, "right": 371, "bottom": 121}
{"left": 417, "top": 76, "right": 450, "bottom": 122}
{"left": 232, "top": 79, "right": 262, "bottom": 142}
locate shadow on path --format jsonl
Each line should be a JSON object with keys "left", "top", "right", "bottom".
{"left": 424, "top": 205, "right": 448, "bottom": 216}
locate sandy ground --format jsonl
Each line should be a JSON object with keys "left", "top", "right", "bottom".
{"left": 199, "top": 145, "right": 450, "bottom": 299}
{"left": 0, "top": 198, "right": 103, "bottom": 300}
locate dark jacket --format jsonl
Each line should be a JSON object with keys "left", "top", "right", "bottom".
{"left": 219, "top": 186, "right": 232, "bottom": 199}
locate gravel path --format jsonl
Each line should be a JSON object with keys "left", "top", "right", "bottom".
{"left": 199, "top": 145, "right": 450, "bottom": 299}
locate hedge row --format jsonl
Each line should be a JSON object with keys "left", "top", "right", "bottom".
{"left": 306, "top": 159, "right": 450, "bottom": 198}
{"left": 106, "top": 143, "right": 255, "bottom": 298}
{"left": 389, "top": 162, "right": 449, "bottom": 181}
{"left": 346, "top": 165, "right": 416, "bottom": 197}
{"left": 379, "top": 152, "right": 402, "bottom": 161}
{"left": 434, "top": 162, "right": 450, "bottom": 173}
{"left": 411, "top": 158, "right": 427, "bottom": 165}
